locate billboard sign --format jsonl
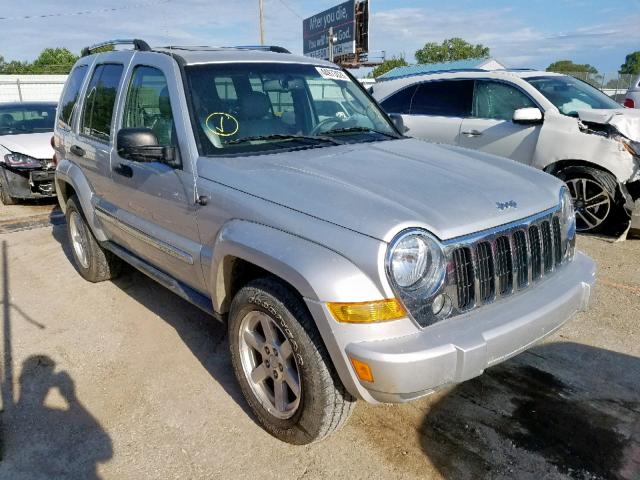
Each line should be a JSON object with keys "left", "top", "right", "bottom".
{"left": 303, "top": 0, "right": 355, "bottom": 60}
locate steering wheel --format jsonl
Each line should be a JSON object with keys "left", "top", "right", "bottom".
{"left": 310, "top": 117, "right": 343, "bottom": 136}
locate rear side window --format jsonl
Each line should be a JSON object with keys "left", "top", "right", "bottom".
{"left": 58, "top": 65, "right": 88, "bottom": 128}
{"left": 472, "top": 81, "right": 536, "bottom": 120}
{"left": 411, "top": 80, "right": 474, "bottom": 117}
{"left": 81, "top": 64, "right": 124, "bottom": 142}
{"left": 380, "top": 84, "right": 417, "bottom": 114}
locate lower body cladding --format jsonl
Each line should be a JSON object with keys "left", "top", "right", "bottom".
{"left": 306, "top": 251, "right": 596, "bottom": 404}
{"left": 0, "top": 166, "right": 56, "bottom": 199}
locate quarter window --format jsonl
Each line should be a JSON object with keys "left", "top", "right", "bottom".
{"left": 81, "top": 64, "right": 124, "bottom": 142}
{"left": 380, "top": 85, "right": 417, "bottom": 114}
{"left": 472, "top": 81, "right": 536, "bottom": 120}
{"left": 411, "top": 80, "right": 474, "bottom": 117}
{"left": 58, "top": 65, "right": 88, "bottom": 128}
{"left": 122, "top": 66, "right": 176, "bottom": 146}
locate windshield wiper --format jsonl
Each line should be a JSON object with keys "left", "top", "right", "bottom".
{"left": 324, "top": 126, "right": 398, "bottom": 138}
{"left": 226, "top": 134, "right": 343, "bottom": 146}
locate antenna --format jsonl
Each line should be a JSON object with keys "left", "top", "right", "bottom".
{"left": 259, "top": 0, "right": 265, "bottom": 45}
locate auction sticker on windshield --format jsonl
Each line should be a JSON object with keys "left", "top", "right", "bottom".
{"left": 316, "top": 67, "right": 349, "bottom": 82}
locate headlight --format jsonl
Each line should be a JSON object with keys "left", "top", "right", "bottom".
{"left": 4, "top": 152, "right": 41, "bottom": 168}
{"left": 387, "top": 230, "right": 445, "bottom": 293}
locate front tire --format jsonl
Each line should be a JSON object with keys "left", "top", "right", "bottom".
{"left": 0, "top": 173, "right": 18, "bottom": 205}
{"left": 228, "top": 277, "right": 355, "bottom": 444}
{"left": 65, "top": 195, "right": 122, "bottom": 282}
{"left": 556, "top": 166, "right": 623, "bottom": 233}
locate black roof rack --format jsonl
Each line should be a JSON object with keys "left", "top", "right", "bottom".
{"left": 81, "top": 39, "right": 151, "bottom": 57}
{"left": 159, "top": 45, "right": 291, "bottom": 54}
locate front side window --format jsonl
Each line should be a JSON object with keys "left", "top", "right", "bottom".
{"left": 81, "top": 64, "right": 124, "bottom": 142}
{"left": 185, "top": 62, "right": 398, "bottom": 156}
{"left": 122, "top": 66, "right": 176, "bottom": 146}
{"left": 411, "top": 80, "right": 474, "bottom": 117}
{"left": 527, "top": 75, "right": 620, "bottom": 116}
{"left": 380, "top": 85, "right": 417, "bottom": 114}
{"left": 58, "top": 65, "right": 88, "bottom": 128}
{"left": 472, "top": 81, "right": 536, "bottom": 120}
{"left": 0, "top": 103, "right": 56, "bottom": 135}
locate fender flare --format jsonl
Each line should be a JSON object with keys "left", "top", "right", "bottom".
{"left": 55, "top": 159, "right": 109, "bottom": 242}
{"left": 208, "top": 219, "right": 385, "bottom": 313}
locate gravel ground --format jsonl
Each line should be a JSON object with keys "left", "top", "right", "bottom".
{"left": 0, "top": 210, "right": 638, "bottom": 480}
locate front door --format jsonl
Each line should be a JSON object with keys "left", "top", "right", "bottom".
{"left": 102, "top": 62, "right": 206, "bottom": 292}
{"left": 459, "top": 80, "right": 541, "bottom": 165}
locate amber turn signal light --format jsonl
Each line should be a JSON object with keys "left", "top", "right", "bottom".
{"left": 350, "top": 358, "right": 374, "bottom": 383}
{"left": 327, "top": 298, "right": 406, "bottom": 324}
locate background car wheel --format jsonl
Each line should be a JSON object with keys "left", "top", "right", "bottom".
{"left": 228, "top": 277, "right": 356, "bottom": 444}
{"left": 556, "top": 166, "right": 623, "bottom": 233}
{"left": 0, "top": 174, "right": 18, "bottom": 205}
{"left": 65, "top": 195, "right": 122, "bottom": 282}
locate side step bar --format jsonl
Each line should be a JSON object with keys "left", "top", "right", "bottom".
{"left": 102, "top": 241, "right": 222, "bottom": 321}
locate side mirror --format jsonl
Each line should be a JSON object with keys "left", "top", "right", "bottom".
{"left": 388, "top": 113, "right": 409, "bottom": 134}
{"left": 117, "top": 127, "right": 176, "bottom": 164}
{"left": 513, "top": 107, "right": 543, "bottom": 124}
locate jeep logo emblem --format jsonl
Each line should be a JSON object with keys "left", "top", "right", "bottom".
{"left": 496, "top": 200, "right": 518, "bottom": 211}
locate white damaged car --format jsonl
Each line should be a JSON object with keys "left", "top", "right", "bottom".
{"left": 372, "top": 71, "right": 640, "bottom": 233}
{"left": 0, "top": 101, "right": 57, "bottom": 205}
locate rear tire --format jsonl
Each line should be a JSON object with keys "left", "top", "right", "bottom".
{"left": 228, "top": 277, "right": 356, "bottom": 444}
{"left": 65, "top": 195, "right": 122, "bottom": 282}
{"left": 555, "top": 166, "right": 624, "bottom": 233}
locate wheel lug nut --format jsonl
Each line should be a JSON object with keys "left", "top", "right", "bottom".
{"left": 273, "top": 370, "right": 279, "bottom": 379}
{"left": 279, "top": 364, "right": 283, "bottom": 372}
{"left": 273, "top": 350, "right": 278, "bottom": 357}
{"left": 265, "top": 360, "right": 270, "bottom": 368}
{"left": 265, "top": 346, "right": 270, "bottom": 355}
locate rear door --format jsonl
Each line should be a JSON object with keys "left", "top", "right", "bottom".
{"left": 103, "top": 56, "right": 206, "bottom": 292}
{"left": 459, "top": 80, "right": 541, "bottom": 164}
{"left": 405, "top": 80, "right": 474, "bottom": 145}
{"left": 68, "top": 62, "right": 125, "bottom": 201}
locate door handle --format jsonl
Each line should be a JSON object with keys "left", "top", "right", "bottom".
{"left": 113, "top": 163, "right": 133, "bottom": 178}
{"left": 462, "top": 130, "right": 483, "bottom": 137}
{"left": 70, "top": 145, "right": 85, "bottom": 156}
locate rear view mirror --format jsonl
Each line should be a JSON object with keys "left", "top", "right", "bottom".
{"left": 513, "top": 107, "right": 543, "bottom": 124}
{"left": 117, "top": 127, "right": 176, "bottom": 164}
{"left": 388, "top": 113, "right": 409, "bottom": 134}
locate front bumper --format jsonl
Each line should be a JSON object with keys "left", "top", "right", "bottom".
{"left": 342, "top": 251, "right": 595, "bottom": 403}
{"left": 0, "top": 166, "right": 56, "bottom": 199}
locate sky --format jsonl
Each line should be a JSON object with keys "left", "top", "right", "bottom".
{"left": 0, "top": 0, "right": 638, "bottom": 76}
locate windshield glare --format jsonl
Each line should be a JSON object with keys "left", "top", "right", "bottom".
{"left": 185, "top": 63, "right": 397, "bottom": 155}
{"left": 527, "top": 76, "right": 621, "bottom": 116}
{"left": 0, "top": 104, "right": 56, "bottom": 135}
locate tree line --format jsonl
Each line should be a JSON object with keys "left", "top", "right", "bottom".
{"left": 371, "top": 38, "right": 640, "bottom": 82}
{"left": 0, "top": 48, "right": 79, "bottom": 74}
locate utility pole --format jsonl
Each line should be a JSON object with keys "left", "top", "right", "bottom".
{"left": 328, "top": 27, "right": 337, "bottom": 63}
{"left": 259, "top": 0, "right": 265, "bottom": 46}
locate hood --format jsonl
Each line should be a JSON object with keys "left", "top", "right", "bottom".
{"left": 0, "top": 132, "right": 54, "bottom": 159}
{"left": 577, "top": 108, "right": 640, "bottom": 142}
{"left": 199, "top": 139, "right": 562, "bottom": 242}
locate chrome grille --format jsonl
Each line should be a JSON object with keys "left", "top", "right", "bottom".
{"left": 529, "top": 225, "right": 542, "bottom": 280}
{"left": 513, "top": 230, "right": 528, "bottom": 288}
{"left": 476, "top": 242, "right": 494, "bottom": 303}
{"left": 453, "top": 247, "right": 475, "bottom": 309}
{"left": 552, "top": 217, "right": 562, "bottom": 266}
{"left": 541, "top": 221, "right": 553, "bottom": 273}
{"left": 448, "top": 209, "right": 565, "bottom": 311}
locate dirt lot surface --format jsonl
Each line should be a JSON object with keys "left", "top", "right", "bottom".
{"left": 0, "top": 210, "right": 638, "bottom": 480}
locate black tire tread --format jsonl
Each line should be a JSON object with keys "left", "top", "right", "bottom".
{"left": 66, "top": 195, "right": 122, "bottom": 282}
{"left": 229, "top": 276, "right": 355, "bottom": 444}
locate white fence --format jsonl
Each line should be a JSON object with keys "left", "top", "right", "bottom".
{"left": 0, "top": 75, "right": 67, "bottom": 103}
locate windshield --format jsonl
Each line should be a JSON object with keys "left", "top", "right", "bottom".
{"left": 0, "top": 104, "right": 56, "bottom": 135}
{"left": 527, "top": 76, "right": 621, "bottom": 116}
{"left": 185, "top": 63, "right": 398, "bottom": 156}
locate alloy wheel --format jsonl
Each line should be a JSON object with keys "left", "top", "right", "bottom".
{"left": 565, "top": 178, "right": 611, "bottom": 231}
{"left": 238, "top": 310, "right": 301, "bottom": 419}
{"left": 69, "top": 211, "right": 90, "bottom": 269}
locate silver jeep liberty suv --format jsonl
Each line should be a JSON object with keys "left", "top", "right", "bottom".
{"left": 53, "top": 39, "right": 595, "bottom": 444}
